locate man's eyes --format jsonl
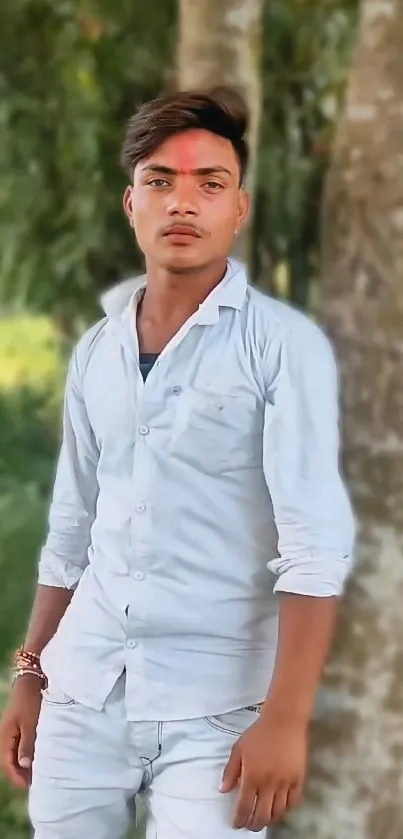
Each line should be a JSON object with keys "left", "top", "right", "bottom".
{"left": 147, "top": 178, "right": 170, "bottom": 188}
{"left": 146, "top": 179, "right": 225, "bottom": 191}
{"left": 204, "top": 181, "right": 224, "bottom": 191}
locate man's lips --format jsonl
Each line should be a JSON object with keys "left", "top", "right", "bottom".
{"left": 162, "top": 226, "right": 201, "bottom": 239}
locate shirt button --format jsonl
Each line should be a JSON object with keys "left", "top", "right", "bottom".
{"left": 135, "top": 503, "right": 146, "bottom": 513}
{"left": 134, "top": 571, "right": 145, "bottom": 581}
{"left": 126, "top": 639, "right": 137, "bottom": 649}
{"left": 172, "top": 385, "right": 182, "bottom": 395}
{"left": 139, "top": 425, "right": 149, "bottom": 436}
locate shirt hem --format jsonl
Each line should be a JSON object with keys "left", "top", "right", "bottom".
{"left": 125, "top": 691, "right": 270, "bottom": 722}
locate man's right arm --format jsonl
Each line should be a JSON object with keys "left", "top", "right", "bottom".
{"left": 0, "top": 343, "right": 99, "bottom": 786}
{"left": 23, "top": 341, "right": 99, "bottom": 658}
{"left": 25, "top": 342, "right": 100, "bottom": 655}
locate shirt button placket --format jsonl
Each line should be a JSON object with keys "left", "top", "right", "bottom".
{"left": 131, "top": 415, "right": 153, "bottom": 579}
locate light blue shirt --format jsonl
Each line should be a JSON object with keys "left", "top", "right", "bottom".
{"left": 40, "top": 259, "right": 355, "bottom": 720}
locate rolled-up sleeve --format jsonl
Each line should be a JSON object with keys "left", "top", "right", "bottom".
{"left": 263, "top": 320, "right": 356, "bottom": 597}
{"left": 38, "top": 347, "right": 99, "bottom": 589}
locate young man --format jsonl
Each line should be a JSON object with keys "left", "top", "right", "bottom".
{"left": 0, "top": 87, "right": 355, "bottom": 838}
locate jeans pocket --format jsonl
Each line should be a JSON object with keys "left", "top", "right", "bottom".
{"left": 204, "top": 705, "right": 262, "bottom": 736}
{"left": 42, "top": 686, "right": 76, "bottom": 707}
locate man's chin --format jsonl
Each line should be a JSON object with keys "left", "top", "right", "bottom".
{"left": 161, "top": 252, "right": 206, "bottom": 275}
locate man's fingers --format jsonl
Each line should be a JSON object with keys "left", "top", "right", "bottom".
{"left": 248, "top": 781, "right": 303, "bottom": 831}
{"left": 16, "top": 725, "right": 35, "bottom": 786}
{"left": 17, "top": 725, "right": 35, "bottom": 767}
{"left": 5, "top": 759, "right": 30, "bottom": 788}
{"left": 287, "top": 782, "right": 303, "bottom": 811}
{"left": 271, "top": 783, "right": 290, "bottom": 823}
{"left": 248, "top": 787, "right": 275, "bottom": 832}
{"left": 233, "top": 775, "right": 258, "bottom": 829}
{"left": 220, "top": 747, "right": 242, "bottom": 793}
{"left": 1, "top": 726, "right": 29, "bottom": 789}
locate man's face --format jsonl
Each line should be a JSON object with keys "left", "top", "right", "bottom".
{"left": 123, "top": 129, "right": 249, "bottom": 273}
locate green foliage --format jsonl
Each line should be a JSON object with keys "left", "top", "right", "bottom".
{"left": 0, "top": 0, "right": 359, "bottom": 320}
{"left": 0, "top": 783, "right": 29, "bottom": 839}
{"left": 0, "top": 0, "right": 176, "bottom": 320}
{"left": 0, "top": 316, "right": 66, "bottom": 837}
{"left": 0, "top": 317, "right": 65, "bottom": 664}
{"left": 0, "top": 316, "right": 63, "bottom": 390}
{"left": 0, "top": 389, "right": 61, "bottom": 658}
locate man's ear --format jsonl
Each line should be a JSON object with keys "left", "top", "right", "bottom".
{"left": 123, "top": 185, "right": 134, "bottom": 224}
{"left": 237, "top": 189, "right": 250, "bottom": 231}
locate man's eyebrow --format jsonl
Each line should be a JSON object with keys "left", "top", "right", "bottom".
{"left": 140, "top": 164, "right": 233, "bottom": 177}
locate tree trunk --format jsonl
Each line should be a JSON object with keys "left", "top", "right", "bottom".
{"left": 177, "top": 0, "right": 264, "bottom": 263}
{"left": 278, "top": 2, "right": 403, "bottom": 838}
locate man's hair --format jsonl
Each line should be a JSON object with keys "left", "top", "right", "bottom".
{"left": 121, "top": 86, "right": 249, "bottom": 185}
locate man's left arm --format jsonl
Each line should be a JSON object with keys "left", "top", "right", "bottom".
{"left": 262, "top": 321, "right": 355, "bottom": 719}
{"left": 221, "top": 322, "right": 356, "bottom": 830}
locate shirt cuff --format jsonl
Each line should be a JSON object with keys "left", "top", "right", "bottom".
{"left": 38, "top": 550, "right": 84, "bottom": 590}
{"left": 268, "top": 555, "right": 353, "bottom": 597}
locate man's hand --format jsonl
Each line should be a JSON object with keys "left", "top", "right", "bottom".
{"left": 0, "top": 675, "right": 42, "bottom": 788}
{"left": 220, "top": 715, "right": 308, "bottom": 831}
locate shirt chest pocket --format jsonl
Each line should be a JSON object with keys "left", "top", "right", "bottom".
{"left": 170, "top": 386, "right": 263, "bottom": 475}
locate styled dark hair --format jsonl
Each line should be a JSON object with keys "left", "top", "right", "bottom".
{"left": 121, "top": 86, "right": 249, "bottom": 185}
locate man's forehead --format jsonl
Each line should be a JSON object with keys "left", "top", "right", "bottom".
{"left": 167, "top": 132, "right": 200, "bottom": 170}
{"left": 146, "top": 129, "right": 236, "bottom": 174}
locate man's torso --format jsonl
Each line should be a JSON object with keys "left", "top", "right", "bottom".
{"left": 41, "top": 261, "right": 310, "bottom": 718}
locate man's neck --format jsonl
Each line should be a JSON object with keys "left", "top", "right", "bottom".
{"left": 141, "top": 258, "right": 228, "bottom": 321}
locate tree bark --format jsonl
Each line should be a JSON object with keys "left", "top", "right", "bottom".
{"left": 278, "top": 2, "right": 403, "bottom": 837}
{"left": 177, "top": 0, "right": 264, "bottom": 262}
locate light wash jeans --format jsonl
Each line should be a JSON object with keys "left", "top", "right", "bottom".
{"left": 29, "top": 676, "right": 269, "bottom": 839}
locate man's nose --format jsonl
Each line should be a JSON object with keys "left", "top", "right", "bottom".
{"left": 166, "top": 180, "right": 198, "bottom": 216}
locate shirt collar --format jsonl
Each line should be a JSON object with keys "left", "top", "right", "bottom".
{"left": 103, "top": 258, "right": 248, "bottom": 337}
{"left": 195, "top": 259, "right": 248, "bottom": 325}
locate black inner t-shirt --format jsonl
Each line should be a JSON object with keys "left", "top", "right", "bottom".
{"left": 139, "top": 352, "right": 159, "bottom": 381}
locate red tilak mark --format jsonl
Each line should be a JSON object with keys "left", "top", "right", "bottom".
{"left": 170, "top": 134, "right": 200, "bottom": 174}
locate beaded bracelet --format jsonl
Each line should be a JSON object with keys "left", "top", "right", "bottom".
{"left": 12, "top": 667, "right": 48, "bottom": 689}
{"left": 13, "top": 648, "right": 47, "bottom": 689}
{"left": 14, "top": 646, "right": 40, "bottom": 665}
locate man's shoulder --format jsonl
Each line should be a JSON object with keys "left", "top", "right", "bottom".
{"left": 73, "top": 315, "right": 110, "bottom": 379}
{"left": 245, "top": 284, "right": 332, "bottom": 354}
